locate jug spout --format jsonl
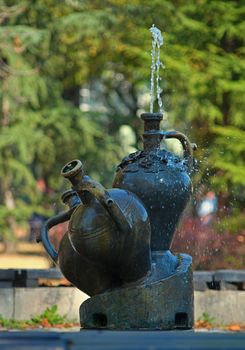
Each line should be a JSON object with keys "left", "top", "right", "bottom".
{"left": 61, "top": 159, "right": 105, "bottom": 197}
{"left": 61, "top": 160, "right": 132, "bottom": 235}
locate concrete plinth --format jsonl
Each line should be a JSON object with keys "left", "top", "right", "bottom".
{"left": 0, "top": 288, "right": 14, "bottom": 319}
{"left": 80, "top": 254, "right": 193, "bottom": 329}
{"left": 195, "top": 290, "right": 245, "bottom": 325}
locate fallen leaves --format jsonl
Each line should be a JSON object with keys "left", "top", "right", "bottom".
{"left": 195, "top": 320, "right": 213, "bottom": 330}
{"left": 195, "top": 322, "right": 245, "bottom": 332}
{"left": 226, "top": 324, "right": 244, "bottom": 332}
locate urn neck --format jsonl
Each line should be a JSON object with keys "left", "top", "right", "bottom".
{"left": 141, "top": 112, "right": 163, "bottom": 151}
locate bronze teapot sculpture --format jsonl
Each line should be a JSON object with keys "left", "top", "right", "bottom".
{"left": 39, "top": 112, "right": 196, "bottom": 330}
{"left": 40, "top": 160, "right": 151, "bottom": 296}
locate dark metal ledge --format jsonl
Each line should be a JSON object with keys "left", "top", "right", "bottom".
{"left": 0, "top": 330, "right": 245, "bottom": 350}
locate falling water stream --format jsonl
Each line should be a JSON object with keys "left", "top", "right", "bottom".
{"left": 149, "top": 24, "right": 164, "bottom": 113}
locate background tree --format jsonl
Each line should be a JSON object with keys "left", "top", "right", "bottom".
{"left": 0, "top": 0, "right": 244, "bottom": 255}
{"left": 0, "top": 0, "right": 120, "bottom": 241}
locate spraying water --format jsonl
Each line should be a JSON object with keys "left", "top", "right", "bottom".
{"left": 149, "top": 24, "right": 164, "bottom": 113}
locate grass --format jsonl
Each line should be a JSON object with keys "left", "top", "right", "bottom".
{"left": 1, "top": 308, "right": 245, "bottom": 331}
{"left": 0, "top": 304, "right": 79, "bottom": 330}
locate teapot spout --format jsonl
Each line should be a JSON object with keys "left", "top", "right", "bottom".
{"left": 104, "top": 195, "right": 133, "bottom": 234}
{"left": 61, "top": 159, "right": 132, "bottom": 235}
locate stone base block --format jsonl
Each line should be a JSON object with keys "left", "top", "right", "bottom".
{"left": 80, "top": 253, "right": 193, "bottom": 330}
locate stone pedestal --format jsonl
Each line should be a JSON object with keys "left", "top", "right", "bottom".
{"left": 80, "top": 253, "right": 193, "bottom": 330}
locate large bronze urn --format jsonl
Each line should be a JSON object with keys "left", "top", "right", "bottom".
{"left": 114, "top": 112, "right": 195, "bottom": 251}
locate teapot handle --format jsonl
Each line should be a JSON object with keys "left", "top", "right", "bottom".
{"left": 161, "top": 131, "right": 197, "bottom": 171}
{"left": 37, "top": 209, "right": 74, "bottom": 263}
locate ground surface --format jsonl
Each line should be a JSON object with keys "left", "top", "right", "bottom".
{"left": 0, "top": 242, "right": 50, "bottom": 268}
{"left": 0, "top": 254, "right": 50, "bottom": 268}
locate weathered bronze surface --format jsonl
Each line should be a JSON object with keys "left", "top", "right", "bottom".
{"left": 39, "top": 112, "right": 196, "bottom": 330}
{"left": 113, "top": 113, "right": 195, "bottom": 251}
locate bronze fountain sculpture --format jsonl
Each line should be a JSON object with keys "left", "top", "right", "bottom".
{"left": 38, "top": 110, "right": 196, "bottom": 329}
{"left": 38, "top": 25, "right": 196, "bottom": 330}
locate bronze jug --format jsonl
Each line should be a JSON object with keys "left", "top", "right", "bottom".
{"left": 113, "top": 112, "right": 196, "bottom": 251}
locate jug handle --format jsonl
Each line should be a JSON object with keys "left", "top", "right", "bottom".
{"left": 37, "top": 208, "right": 75, "bottom": 263}
{"left": 160, "top": 131, "right": 197, "bottom": 171}
{"left": 82, "top": 187, "right": 133, "bottom": 235}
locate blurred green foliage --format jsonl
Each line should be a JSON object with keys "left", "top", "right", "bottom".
{"left": 0, "top": 0, "right": 244, "bottom": 239}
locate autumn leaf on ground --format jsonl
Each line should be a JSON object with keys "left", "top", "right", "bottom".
{"left": 227, "top": 324, "right": 241, "bottom": 332}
